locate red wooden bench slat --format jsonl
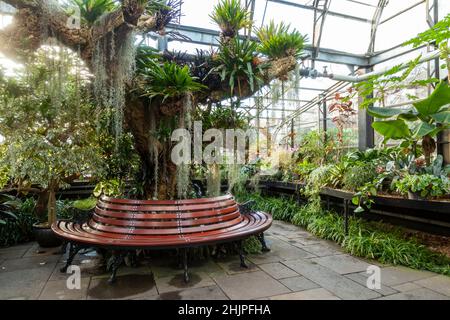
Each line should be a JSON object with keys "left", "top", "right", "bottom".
{"left": 92, "top": 210, "right": 241, "bottom": 228}
{"left": 94, "top": 204, "right": 239, "bottom": 219}
{"left": 101, "top": 194, "right": 233, "bottom": 205}
{"left": 96, "top": 199, "right": 236, "bottom": 212}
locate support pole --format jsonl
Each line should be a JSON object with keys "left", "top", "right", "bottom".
{"left": 358, "top": 68, "right": 375, "bottom": 150}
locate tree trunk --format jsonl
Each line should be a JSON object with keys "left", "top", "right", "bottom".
{"left": 34, "top": 189, "right": 49, "bottom": 222}
{"left": 124, "top": 94, "right": 178, "bottom": 200}
{"left": 47, "top": 186, "right": 57, "bottom": 226}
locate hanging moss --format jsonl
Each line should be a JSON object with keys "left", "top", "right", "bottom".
{"left": 91, "top": 25, "right": 137, "bottom": 148}
{"left": 206, "top": 163, "right": 221, "bottom": 197}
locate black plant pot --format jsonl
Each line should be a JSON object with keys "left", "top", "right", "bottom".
{"left": 407, "top": 191, "right": 426, "bottom": 201}
{"left": 33, "top": 223, "right": 62, "bottom": 248}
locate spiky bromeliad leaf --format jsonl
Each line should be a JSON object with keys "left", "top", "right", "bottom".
{"left": 213, "top": 37, "right": 265, "bottom": 96}
{"left": 255, "top": 21, "right": 308, "bottom": 59}
{"left": 210, "top": 0, "right": 252, "bottom": 37}
{"left": 142, "top": 61, "right": 207, "bottom": 102}
{"left": 71, "top": 0, "right": 117, "bottom": 25}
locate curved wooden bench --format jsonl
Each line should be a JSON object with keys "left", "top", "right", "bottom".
{"left": 52, "top": 194, "right": 272, "bottom": 282}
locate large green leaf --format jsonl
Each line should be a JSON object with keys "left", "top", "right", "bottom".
{"left": 413, "top": 81, "right": 450, "bottom": 116}
{"left": 397, "top": 110, "right": 419, "bottom": 121}
{"left": 367, "top": 106, "right": 407, "bottom": 119}
{"left": 431, "top": 111, "right": 450, "bottom": 124}
{"left": 372, "top": 120, "right": 411, "bottom": 142}
{"left": 412, "top": 122, "right": 439, "bottom": 138}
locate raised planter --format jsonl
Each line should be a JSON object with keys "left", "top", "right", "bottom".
{"left": 259, "top": 180, "right": 450, "bottom": 236}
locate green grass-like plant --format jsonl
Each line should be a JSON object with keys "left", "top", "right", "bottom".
{"left": 236, "top": 193, "right": 450, "bottom": 276}
{"left": 255, "top": 21, "right": 308, "bottom": 59}
{"left": 210, "top": 0, "right": 252, "bottom": 37}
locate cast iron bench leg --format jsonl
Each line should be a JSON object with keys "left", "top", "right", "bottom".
{"left": 238, "top": 240, "right": 248, "bottom": 268}
{"left": 108, "top": 251, "right": 125, "bottom": 284}
{"left": 258, "top": 233, "right": 270, "bottom": 252}
{"left": 60, "top": 243, "right": 82, "bottom": 273}
{"left": 183, "top": 248, "right": 189, "bottom": 283}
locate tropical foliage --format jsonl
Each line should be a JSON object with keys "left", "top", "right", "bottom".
{"left": 210, "top": 0, "right": 251, "bottom": 37}
{"left": 213, "top": 38, "right": 265, "bottom": 96}
{"left": 256, "top": 21, "right": 307, "bottom": 59}
{"left": 70, "top": 0, "right": 117, "bottom": 25}
{"left": 140, "top": 60, "right": 207, "bottom": 101}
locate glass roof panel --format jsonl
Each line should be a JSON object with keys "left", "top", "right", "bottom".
{"left": 438, "top": 0, "right": 450, "bottom": 20}
{"left": 253, "top": 1, "right": 314, "bottom": 39}
{"left": 320, "top": 15, "right": 371, "bottom": 53}
{"left": 179, "top": 0, "right": 219, "bottom": 31}
{"left": 375, "top": 2, "right": 429, "bottom": 51}
{"left": 328, "top": 0, "right": 378, "bottom": 20}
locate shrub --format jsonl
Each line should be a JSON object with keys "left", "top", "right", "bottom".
{"left": 0, "top": 198, "right": 36, "bottom": 247}
{"left": 342, "top": 163, "right": 378, "bottom": 191}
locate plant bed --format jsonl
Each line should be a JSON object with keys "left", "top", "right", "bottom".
{"left": 260, "top": 180, "right": 450, "bottom": 236}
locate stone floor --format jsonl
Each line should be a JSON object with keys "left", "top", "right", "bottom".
{"left": 1, "top": 220, "right": 449, "bottom": 300}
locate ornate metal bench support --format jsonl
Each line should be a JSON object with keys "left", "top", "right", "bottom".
{"left": 108, "top": 251, "right": 125, "bottom": 283}
{"left": 237, "top": 240, "right": 248, "bottom": 268}
{"left": 60, "top": 242, "right": 82, "bottom": 273}
{"left": 258, "top": 233, "right": 270, "bottom": 252}
{"left": 183, "top": 248, "right": 189, "bottom": 283}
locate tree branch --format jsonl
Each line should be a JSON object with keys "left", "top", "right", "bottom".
{"left": 0, "top": 0, "right": 161, "bottom": 63}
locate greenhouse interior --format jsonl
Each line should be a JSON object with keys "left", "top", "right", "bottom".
{"left": 0, "top": 0, "right": 450, "bottom": 302}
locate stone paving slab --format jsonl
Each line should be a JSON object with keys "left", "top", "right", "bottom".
{"left": 300, "top": 243, "right": 344, "bottom": 257}
{"left": 87, "top": 273, "right": 158, "bottom": 300}
{"left": 287, "top": 237, "right": 323, "bottom": 246}
{"left": 216, "top": 258, "right": 259, "bottom": 275}
{"left": 0, "top": 255, "right": 59, "bottom": 273}
{"left": 49, "top": 262, "right": 99, "bottom": 281}
{"left": 23, "top": 243, "right": 62, "bottom": 258}
{"left": 377, "top": 288, "right": 450, "bottom": 300}
{"left": 344, "top": 272, "right": 398, "bottom": 297}
{"left": 283, "top": 258, "right": 381, "bottom": 300}
{"left": 391, "top": 282, "right": 423, "bottom": 293}
{"left": 267, "top": 288, "right": 340, "bottom": 300}
{"left": 212, "top": 271, "right": 290, "bottom": 300}
{"left": 414, "top": 275, "right": 450, "bottom": 297}
{"left": 39, "top": 279, "right": 90, "bottom": 300}
{"left": 354, "top": 266, "right": 435, "bottom": 287}
{"left": 279, "top": 276, "right": 319, "bottom": 292}
{"left": 258, "top": 262, "right": 298, "bottom": 279}
{"left": 311, "top": 254, "right": 372, "bottom": 275}
{"left": 0, "top": 266, "right": 54, "bottom": 299}
{"left": 247, "top": 251, "right": 285, "bottom": 265}
{"left": 0, "top": 248, "right": 28, "bottom": 260}
{"left": 155, "top": 285, "right": 229, "bottom": 300}
{"left": 269, "top": 238, "right": 317, "bottom": 260}
{"left": 155, "top": 271, "right": 216, "bottom": 294}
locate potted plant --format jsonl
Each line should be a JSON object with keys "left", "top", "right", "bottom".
{"left": 392, "top": 173, "right": 450, "bottom": 200}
